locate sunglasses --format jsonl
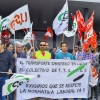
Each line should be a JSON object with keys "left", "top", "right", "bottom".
{"left": 40, "top": 45, "right": 45, "bottom": 46}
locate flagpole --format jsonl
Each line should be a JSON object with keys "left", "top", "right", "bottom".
{"left": 62, "top": 33, "right": 65, "bottom": 42}
{"left": 0, "top": 71, "right": 15, "bottom": 74}
{"left": 73, "top": 33, "right": 76, "bottom": 50}
{"left": 13, "top": 31, "right": 16, "bottom": 54}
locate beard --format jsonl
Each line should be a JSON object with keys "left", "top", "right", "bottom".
{"left": 91, "top": 50, "right": 95, "bottom": 53}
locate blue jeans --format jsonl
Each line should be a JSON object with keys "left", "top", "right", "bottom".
{"left": 0, "top": 77, "right": 8, "bottom": 100}
{"left": 8, "top": 92, "right": 14, "bottom": 100}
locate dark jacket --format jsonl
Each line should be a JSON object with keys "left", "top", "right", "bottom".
{"left": 0, "top": 49, "right": 14, "bottom": 77}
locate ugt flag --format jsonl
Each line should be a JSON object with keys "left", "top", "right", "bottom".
{"left": 53, "top": 0, "right": 69, "bottom": 35}
{"left": 0, "top": 5, "right": 31, "bottom": 34}
{"left": 2, "top": 74, "right": 36, "bottom": 96}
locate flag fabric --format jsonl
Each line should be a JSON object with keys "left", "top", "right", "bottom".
{"left": 22, "top": 22, "right": 36, "bottom": 46}
{"left": 44, "top": 27, "right": 53, "bottom": 41}
{"left": 76, "top": 10, "right": 85, "bottom": 43}
{"left": 88, "top": 30, "right": 98, "bottom": 49}
{"left": 84, "top": 11, "right": 94, "bottom": 42}
{"left": 63, "top": 16, "right": 77, "bottom": 37}
{"left": 1, "top": 30, "right": 11, "bottom": 43}
{"left": 89, "top": 66, "right": 98, "bottom": 87}
{"left": 84, "top": 11, "right": 97, "bottom": 49}
{"left": 53, "top": 0, "right": 69, "bottom": 35}
{"left": 83, "top": 42, "right": 90, "bottom": 52}
{"left": 2, "top": 74, "right": 36, "bottom": 96}
{"left": 0, "top": 5, "right": 31, "bottom": 34}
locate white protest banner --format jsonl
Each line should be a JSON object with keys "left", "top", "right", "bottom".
{"left": 16, "top": 58, "right": 90, "bottom": 100}
{"left": 0, "top": 5, "right": 30, "bottom": 34}
{"left": 2, "top": 74, "right": 36, "bottom": 96}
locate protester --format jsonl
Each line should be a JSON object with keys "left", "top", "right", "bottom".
{"left": 32, "top": 41, "right": 51, "bottom": 100}
{"left": 24, "top": 43, "right": 34, "bottom": 58}
{"left": 91, "top": 47, "right": 100, "bottom": 100}
{"left": 6, "top": 42, "right": 13, "bottom": 52}
{"left": 0, "top": 39, "right": 14, "bottom": 100}
{"left": 77, "top": 45, "right": 96, "bottom": 100}
{"left": 55, "top": 42, "right": 76, "bottom": 100}
{"left": 45, "top": 42, "right": 55, "bottom": 59}
{"left": 34, "top": 41, "right": 51, "bottom": 59}
{"left": 8, "top": 41, "right": 26, "bottom": 100}
{"left": 75, "top": 43, "right": 84, "bottom": 59}
{"left": 52, "top": 47, "right": 57, "bottom": 54}
{"left": 55, "top": 42, "right": 75, "bottom": 60}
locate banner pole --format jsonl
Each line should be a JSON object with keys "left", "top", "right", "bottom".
{"left": 62, "top": 33, "right": 65, "bottom": 42}
{"left": 73, "top": 33, "right": 76, "bottom": 50}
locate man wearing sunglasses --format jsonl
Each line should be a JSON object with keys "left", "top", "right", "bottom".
{"left": 34, "top": 41, "right": 51, "bottom": 59}
{"left": 32, "top": 41, "right": 51, "bottom": 100}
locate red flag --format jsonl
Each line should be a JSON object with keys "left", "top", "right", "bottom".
{"left": 83, "top": 42, "right": 90, "bottom": 52}
{"left": 88, "top": 30, "right": 98, "bottom": 49}
{"left": 44, "top": 27, "right": 53, "bottom": 41}
{"left": 1, "top": 30, "right": 11, "bottom": 44}
{"left": 76, "top": 10, "right": 85, "bottom": 42}
{"left": 84, "top": 11, "right": 94, "bottom": 42}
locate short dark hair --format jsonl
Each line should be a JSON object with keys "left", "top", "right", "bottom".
{"left": 6, "top": 42, "right": 13, "bottom": 49}
{"left": 0, "top": 39, "right": 5, "bottom": 46}
{"left": 53, "top": 47, "right": 57, "bottom": 49}
{"left": 25, "top": 43, "right": 31, "bottom": 50}
{"left": 39, "top": 41, "right": 46, "bottom": 45}
{"left": 60, "top": 42, "right": 68, "bottom": 47}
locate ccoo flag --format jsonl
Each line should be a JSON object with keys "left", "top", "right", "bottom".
{"left": 2, "top": 74, "right": 36, "bottom": 96}
{"left": 53, "top": 0, "right": 69, "bottom": 35}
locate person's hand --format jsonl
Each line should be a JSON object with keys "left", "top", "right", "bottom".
{"left": 90, "top": 59, "right": 92, "bottom": 64}
{"left": 7, "top": 69, "right": 12, "bottom": 75}
{"left": 32, "top": 52, "right": 36, "bottom": 56}
{"left": 72, "top": 50, "right": 76, "bottom": 56}
{"left": 30, "top": 47, "right": 34, "bottom": 51}
{"left": 13, "top": 53, "right": 17, "bottom": 58}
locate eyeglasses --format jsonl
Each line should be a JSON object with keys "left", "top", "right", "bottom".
{"left": 40, "top": 45, "right": 45, "bottom": 46}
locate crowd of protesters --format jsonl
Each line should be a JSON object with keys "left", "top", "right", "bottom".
{"left": 0, "top": 38, "right": 100, "bottom": 100}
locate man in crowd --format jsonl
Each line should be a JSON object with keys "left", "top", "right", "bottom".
{"left": 91, "top": 47, "right": 100, "bottom": 100}
{"left": 55, "top": 42, "right": 75, "bottom": 60}
{"left": 52, "top": 47, "right": 57, "bottom": 54}
{"left": 45, "top": 42, "right": 55, "bottom": 59}
{"left": 9, "top": 41, "right": 26, "bottom": 100}
{"left": 34, "top": 41, "right": 51, "bottom": 59}
{"left": 33, "top": 41, "right": 51, "bottom": 100}
{"left": 0, "top": 39, "right": 14, "bottom": 100}
{"left": 77, "top": 45, "right": 96, "bottom": 100}
{"left": 75, "top": 43, "right": 84, "bottom": 59}
{"left": 55, "top": 42, "right": 76, "bottom": 100}
{"left": 24, "top": 43, "right": 34, "bottom": 59}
